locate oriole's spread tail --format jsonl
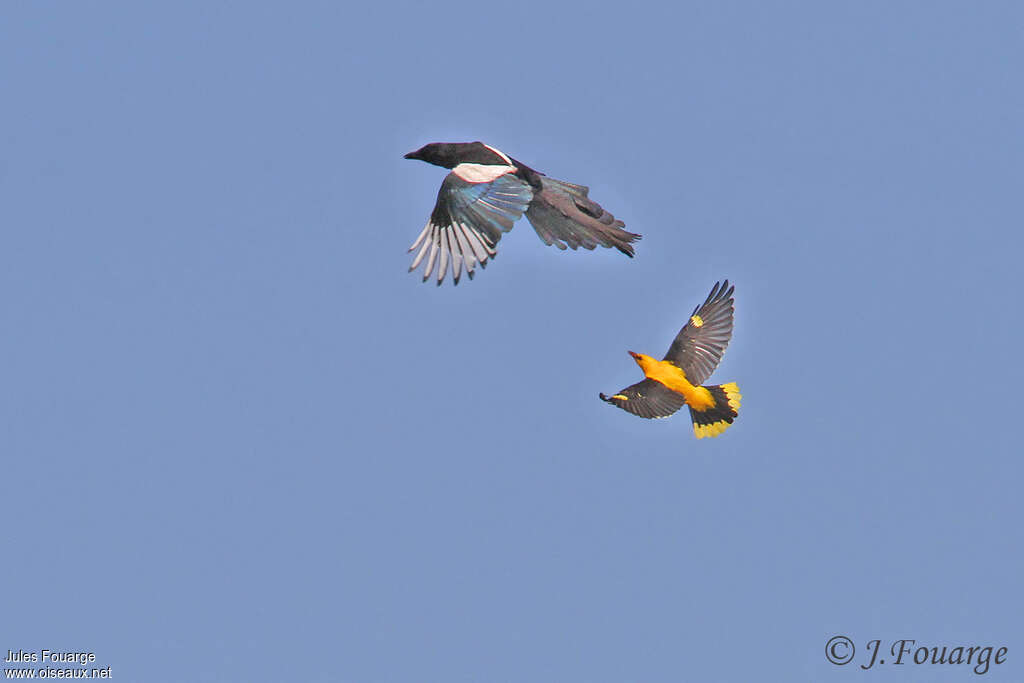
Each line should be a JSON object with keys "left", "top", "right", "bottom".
{"left": 689, "top": 382, "right": 742, "bottom": 439}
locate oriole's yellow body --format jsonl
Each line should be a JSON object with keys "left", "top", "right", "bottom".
{"left": 631, "top": 353, "right": 715, "bottom": 410}
{"left": 628, "top": 351, "right": 742, "bottom": 438}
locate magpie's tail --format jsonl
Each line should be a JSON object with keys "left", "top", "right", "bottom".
{"left": 525, "top": 177, "right": 641, "bottom": 257}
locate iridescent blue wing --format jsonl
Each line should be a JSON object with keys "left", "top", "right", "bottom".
{"left": 408, "top": 172, "right": 533, "bottom": 286}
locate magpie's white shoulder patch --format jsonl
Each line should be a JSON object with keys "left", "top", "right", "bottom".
{"left": 483, "top": 144, "right": 514, "bottom": 165}
{"left": 452, "top": 163, "right": 516, "bottom": 184}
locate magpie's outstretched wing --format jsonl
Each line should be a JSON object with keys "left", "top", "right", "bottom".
{"left": 524, "top": 177, "right": 641, "bottom": 257}
{"left": 408, "top": 172, "right": 533, "bottom": 285}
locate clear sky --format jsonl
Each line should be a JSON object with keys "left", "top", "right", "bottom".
{"left": 2, "top": 2, "right": 1021, "bottom": 681}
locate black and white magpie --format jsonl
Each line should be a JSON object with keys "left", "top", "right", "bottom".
{"left": 404, "top": 141, "right": 641, "bottom": 285}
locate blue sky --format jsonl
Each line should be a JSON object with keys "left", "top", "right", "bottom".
{"left": 2, "top": 2, "right": 1021, "bottom": 681}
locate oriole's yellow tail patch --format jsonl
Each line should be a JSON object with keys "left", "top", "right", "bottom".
{"left": 689, "top": 382, "right": 741, "bottom": 439}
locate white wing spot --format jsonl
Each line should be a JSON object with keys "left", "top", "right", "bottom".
{"left": 452, "top": 163, "right": 516, "bottom": 184}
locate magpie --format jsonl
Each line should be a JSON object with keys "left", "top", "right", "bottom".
{"left": 404, "top": 141, "right": 641, "bottom": 285}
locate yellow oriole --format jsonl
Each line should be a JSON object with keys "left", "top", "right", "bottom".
{"left": 600, "top": 280, "right": 742, "bottom": 439}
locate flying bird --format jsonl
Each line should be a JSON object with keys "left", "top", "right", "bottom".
{"left": 404, "top": 141, "right": 641, "bottom": 285}
{"left": 600, "top": 281, "right": 742, "bottom": 439}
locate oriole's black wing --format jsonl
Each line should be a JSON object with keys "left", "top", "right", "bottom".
{"left": 408, "top": 172, "right": 533, "bottom": 285}
{"left": 523, "top": 176, "right": 641, "bottom": 257}
{"left": 662, "top": 280, "right": 735, "bottom": 386}
{"left": 599, "top": 379, "right": 687, "bottom": 419}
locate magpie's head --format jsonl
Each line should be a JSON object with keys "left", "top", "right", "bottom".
{"left": 404, "top": 142, "right": 463, "bottom": 169}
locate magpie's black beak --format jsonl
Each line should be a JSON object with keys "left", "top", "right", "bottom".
{"left": 404, "top": 151, "right": 419, "bottom": 160}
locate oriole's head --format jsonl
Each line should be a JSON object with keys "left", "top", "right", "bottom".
{"left": 628, "top": 351, "right": 657, "bottom": 372}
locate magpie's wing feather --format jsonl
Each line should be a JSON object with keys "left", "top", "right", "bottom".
{"left": 409, "top": 173, "right": 533, "bottom": 285}
{"left": 524, "top": 177, "right": 641, "bottom": 257}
